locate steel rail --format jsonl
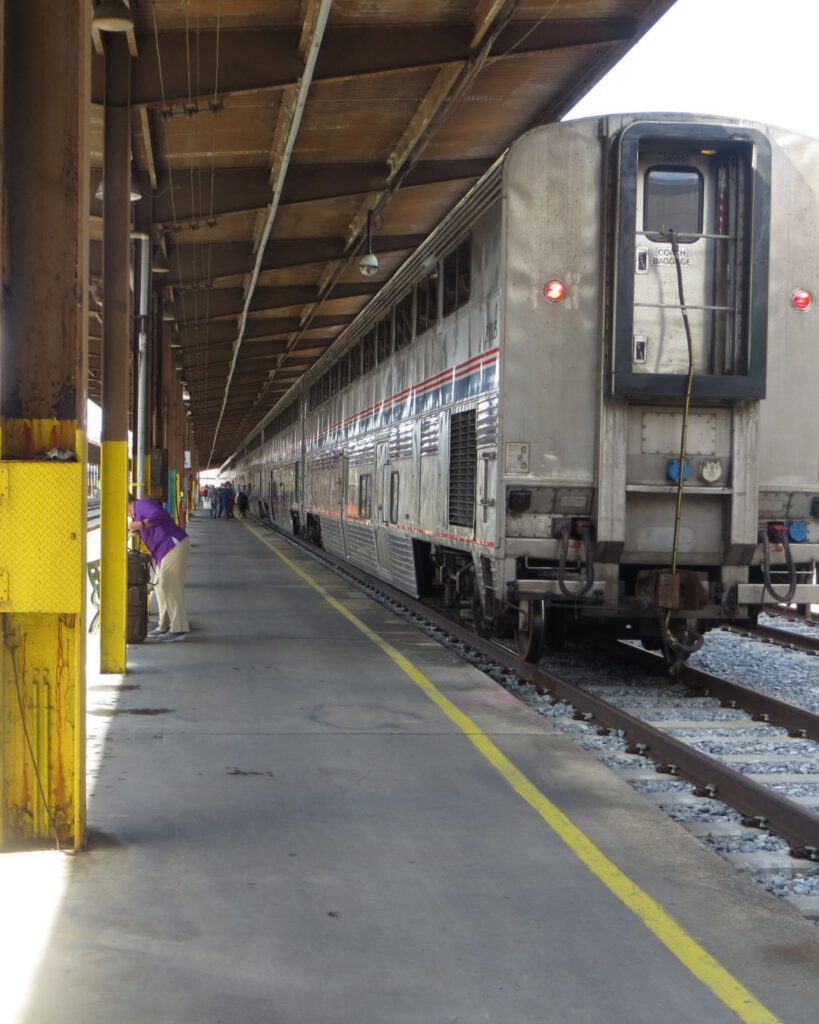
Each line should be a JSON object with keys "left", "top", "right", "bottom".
{"left": 612, "top": 642, "right": 819, "bottom": 741}
{"left": 721, "top": 622, "right": 819, "bottom": 656}
{"left": 249, "top": 514, "right": 819, "bottom": 857}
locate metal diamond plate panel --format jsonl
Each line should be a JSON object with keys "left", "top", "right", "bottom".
{"left": 0, "top": 462, "right": 84, "bottom": 612}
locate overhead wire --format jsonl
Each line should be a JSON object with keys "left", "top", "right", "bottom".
{"left": 205, "top": 0, "right": 334, "bottom": 469}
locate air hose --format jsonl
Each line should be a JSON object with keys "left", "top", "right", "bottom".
{"left": 557, "top": 520, "right": 595, "bottom": 598}
{"left": 667, "top": 230, "right": 696, "bottom": 579}
{"left": 662, "top": 230, "right": 704, "bottom": 660}
{"left": 758, "top": 525, "right": 798, "bottom": 604}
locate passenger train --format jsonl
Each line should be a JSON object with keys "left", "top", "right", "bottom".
{"left": 227, "top": 114, "right": 819, "bottom": 666}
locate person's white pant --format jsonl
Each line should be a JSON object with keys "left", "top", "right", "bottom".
{"left": 155, "top": 537, "right": 190, "bottom": 633}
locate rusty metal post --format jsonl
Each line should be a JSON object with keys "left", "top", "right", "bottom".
{"left": 99, "top": 33, "right": 131, "bottom": 674}
{"left": 0, "top": 0, "right": 90, "bottom": 849}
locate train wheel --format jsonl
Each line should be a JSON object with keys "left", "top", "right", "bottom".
{"left": 515, "top": 600, "right": 545, "bottom": 662}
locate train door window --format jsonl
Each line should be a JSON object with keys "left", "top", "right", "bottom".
{"left": 394, "top": 292, "right": 413, "bottom": 350}
{"left": 358, "top": 473, "right": 372, "bottom": 518}
{"left": 329, "top": 364, "right": 339, "bottom": 396}
{"left": 443, "top": 235, "right": 471, "bottom": 317}
{"left": 643, "top": 167, "right": 703, "bottom": 244}
{"left": 339, "top": 353, "right": 350, "bottom": 389}
{"left": 389, "top": 471, "right": 400, "bottom": 523}
{"left": 416, "top": 268, "right": 439, "bottom": 334}
{"left": 349, "top": 342, "right": 362, "bottom": 382}
{"left": 376, "top": 316, "right": 392, "bottom": 363}
{"left": 362, "top": 330, "right": 375, "bottom": 373}
{"left": 320, "top": 374, "right": 330, "bottom": 403}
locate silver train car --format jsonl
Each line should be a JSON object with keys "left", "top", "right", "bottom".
{"left": 229, "top": 114, "right": 819, "bottom": 665}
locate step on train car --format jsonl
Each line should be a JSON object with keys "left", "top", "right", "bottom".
{"left": 229, "top": 114, "right": 819, "bottom": 666}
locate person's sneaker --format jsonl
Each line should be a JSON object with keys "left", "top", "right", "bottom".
{"left": 147, "top": 627, "right": 169, "bottom": 639}
{"left": 157, "top": 631, "right": 187, "bottom": 642}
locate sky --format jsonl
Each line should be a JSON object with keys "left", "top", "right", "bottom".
{"left": 566, "top": 0, "right": 819, "bottom": 137}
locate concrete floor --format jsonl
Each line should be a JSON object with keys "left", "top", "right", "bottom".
{"left": 11, "top": 515, "right": 819, "bottom": 1023}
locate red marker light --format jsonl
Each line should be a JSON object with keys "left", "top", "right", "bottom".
{"left": 544, "top": 279, "right": 567, "bottom": 303}
{"left": 791, "top": 288, "right": 812, "bottom": 311}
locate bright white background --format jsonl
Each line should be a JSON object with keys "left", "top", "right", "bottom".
{"left": 566, "top": 0, "right": 818, "bottom": 136}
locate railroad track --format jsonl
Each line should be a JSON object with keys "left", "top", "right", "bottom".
{"left": 721, "top": 614, "right": 819, "bottom": 657}
{"left": 251, "top": 515, "right": 819, "bottom": 863}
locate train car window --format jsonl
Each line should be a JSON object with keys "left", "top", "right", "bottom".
{"left": 358, "top": 474, "right": 372, "bottom": 518}
{"left": 376, "top": 316, "right": 392, "bottom": 363}
{"left": 349, "top": 342, "right": 362, "bottom": 382}
{"left": 443, "top": 235, "right": 471, "bottom": 317}
{"left": 643, "top": 166, "right": 703, "bottom": 244}
{"left": 457, "top": 237, "right": 471, "bottom": 307}
{"left": 389, "top": 471, "right": 399, "bottom": 523}
{"left": 416, "top": 269, "right": 439, "bottom": 334}
{"left": 339, "top": 353, "right": 350, "bottom": 389}
{"left": 443, "top": 248, "right": 458, "bottom": 317}
{"left": 362, "top": 331, "right": 375, "bottom": 373}
{"left": 394, "top": 292, "right": 413, "bottom": 350}
{"left": 309, "top": 383, "right": 317, "bottom": 411}
{"left": 321, "top": 373, "right": 330, "bottom": 404}
{"left": 329, "top": 364, "right": 339, "bottom": 396}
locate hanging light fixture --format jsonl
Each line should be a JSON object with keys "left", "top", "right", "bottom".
{"left": 358, "top": 209, "right": 380, "bottom": 277}
{"left": 95, "top": 174, "right": 142, "bottom": 202}
{"left": 152, "top": 248, "right": 171, "bottom": 274}
{"left": 92, "top": 0, "right": 134, "bottom": 32}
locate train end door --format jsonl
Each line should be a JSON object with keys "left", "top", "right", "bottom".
{"left": 611, "top": 120, "right": 771, "bottom": 401}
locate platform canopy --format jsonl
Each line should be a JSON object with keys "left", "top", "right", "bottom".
{"left": 88, "top": 0, "right": 676, "bottom": 467}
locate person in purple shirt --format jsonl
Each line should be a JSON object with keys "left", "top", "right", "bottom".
{"left": 127, "top": 495, "right": 190, "bottom": 642}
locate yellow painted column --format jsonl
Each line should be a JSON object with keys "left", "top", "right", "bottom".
{"left": 100, "top": 440, "right": 128, "bottom": 672}
{"left": 0, "top": 4, "right": 90, "bottom": 850}
{"left": 0, "top": 425, "right": 86, "bottom": 848}
{"left": 98, "top": 32, "right": 132, "bottom": 674}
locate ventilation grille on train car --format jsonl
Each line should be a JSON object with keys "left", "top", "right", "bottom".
{"left": 448, "top": 410, "right": 477, "bottom": 528}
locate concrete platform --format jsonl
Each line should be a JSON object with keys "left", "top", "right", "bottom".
{"left": 8, "top": 515, "right": 819, "bottom": 1023}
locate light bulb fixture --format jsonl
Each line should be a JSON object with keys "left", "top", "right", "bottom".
{"left": 152, "top": 248, "right": 170, "bottom": 274}
{"left": 92, "top": 0, "right": 134, "bottom": 32}
{"left": 359, "top": 209, "right": 380, "bottom": 277}
{"left": 95, "top": 175, "right": 142, "bottom": 202}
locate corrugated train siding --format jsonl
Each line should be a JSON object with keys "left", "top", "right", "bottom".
{"left": 319, "top": 515, "right": 345, "bottom": 558}
{"left": 344, "top": 520, "right": 380, "bottom": 573}
{"left": 388, "top": 532, "right": 419, "bottom": 596}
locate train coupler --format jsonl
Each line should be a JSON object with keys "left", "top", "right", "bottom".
{"left": 635, "top": 568, "right": 709, "bottom": 610}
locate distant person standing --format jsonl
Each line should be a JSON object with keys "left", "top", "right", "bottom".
{"left": 128, "top": 494, "right": 190, "bottom": 642}
{"left": 208, "top": 483, "right": 217, "bottom": 518}
{"left": 236, "top": 487, "right": 249, "bottom": 519}
{"left": 219, "top": 480, "right": 235, "bottom": 518}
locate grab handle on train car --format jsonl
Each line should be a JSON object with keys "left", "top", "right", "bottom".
{"left": 758, "top": 522, "right": 798, "bottom": 604}
{"left": 557, "top": 519, "right": 595, "bottom": 599}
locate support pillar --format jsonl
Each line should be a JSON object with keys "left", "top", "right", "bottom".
{"left": 99, "top": 33, "right": 131, "bottom": 674}
{"left": 0, "top": 0, "right": 90, "bottom": 849}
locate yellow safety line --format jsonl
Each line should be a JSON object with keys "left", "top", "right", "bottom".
{"left": 245, "top": 523, "right": 780, "bottom": 1024}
